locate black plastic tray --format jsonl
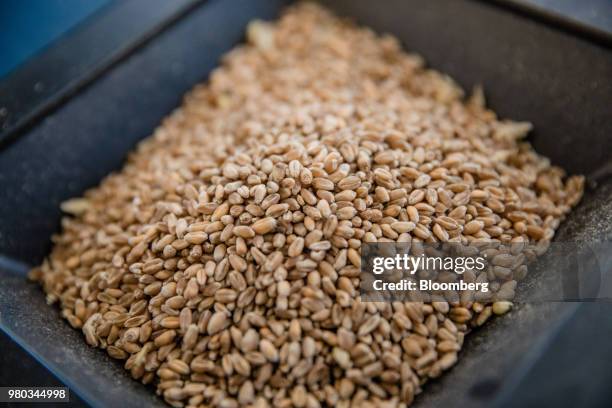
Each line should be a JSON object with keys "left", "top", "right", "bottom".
{"left": 1, "top": 0, "right": 611, "bottom": 407}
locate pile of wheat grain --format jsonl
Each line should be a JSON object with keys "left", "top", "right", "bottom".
{"left": 30, "top": 4, "right": 583, "bottom": 407}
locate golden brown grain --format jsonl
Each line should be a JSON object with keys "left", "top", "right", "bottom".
{"left": 31, "top": 4, "right": 583, "bottom": 407}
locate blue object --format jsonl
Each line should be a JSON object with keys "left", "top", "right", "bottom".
{"left": 0, "top": 0, "right": 111, "bottom": 78}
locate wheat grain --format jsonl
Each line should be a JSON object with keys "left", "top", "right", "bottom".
{"left": 29, "top": 3, "right": 584, "bottom": 407}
